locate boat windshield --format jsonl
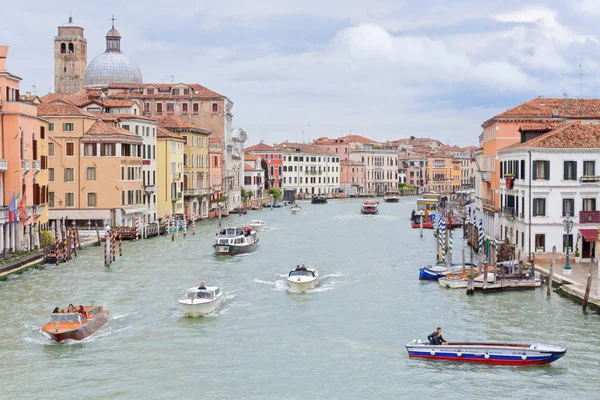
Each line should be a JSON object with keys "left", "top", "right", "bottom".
{"left": 187, "top": 291, "right": 214, "bottom": 300}
{"left": 49, "top": 314, "right": 82, "bottom": 323}
{"left": 289, "top": 270, "right": 314, "bottom": 277}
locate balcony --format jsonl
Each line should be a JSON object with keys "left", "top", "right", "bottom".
{"left": 22, "top": 160, "right": 30, "bottom": 173}
{"left": 144, "top": 185, "right": 156, "bottom": 194}
{"left": 171, "top": 191, "right": 183, "bottom": 201}
{"left": 580, "top": 176, "right": 600, "bottom": 184}
{"left": 0, "top": 159, "right": 7, "bottom": 172}
{"left": 212, "top": 185, "right": 222, "bottom": 192}
{"left": 33, "top": 160, "right": 41, "bottom": 173}
{"left": 481, "top": 171, "right": 491, "bottom": 182}
{"left": 172, "top": 173, "right": 181, "bottom": 181}
{"left": 580, "top": 211, "right": 600, "bottom": 224}
{"left": 0, "top": 206, "right": 8, "bottom": 223}
{"left": 501, "top": 206, "right": 515, "bottom": 218}
{"left": 184, "top": 189, "right": 199, "bottom": 196}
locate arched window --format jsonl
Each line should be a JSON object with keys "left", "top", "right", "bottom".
{"left": 68, "top": 43, "right": 74, "bottom": 53}
{"left": 60, "top": 43, "right": 66, "bottom": 54}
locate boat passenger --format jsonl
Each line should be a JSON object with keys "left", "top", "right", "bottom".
{"left": 67, "top": 304, "right": 77, "bottom": 313}
{"left": 78, "top": 305, "right": 87, "bottom": 319}
{"left": 52, "top": 307, "right": 60, "bottom": 314}
{"left": 427, "top": 327, "right": 448, "bottom": 346}
{"left": 198, "top": 282, "right": 207, "bottom": 290}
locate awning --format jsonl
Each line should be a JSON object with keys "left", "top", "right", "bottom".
{"left": 579, "top": 229, "right": 598, "bottom": 242}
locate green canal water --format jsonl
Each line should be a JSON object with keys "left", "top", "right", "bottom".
{"left": 1, "top": 198, "right": 600, "bottom": 399}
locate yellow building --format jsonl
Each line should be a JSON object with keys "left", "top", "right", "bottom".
{"left": 156, "top": 126, "right": 185, "bottom": 219}
{"left": 426, "top": 153, "right": 461, "bottom": 194}
{"left": 157, "top": 116, "right": 210, "bottom": 219}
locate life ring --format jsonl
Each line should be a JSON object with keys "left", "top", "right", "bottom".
{"left": 521, "top": 355, "right": 527, "bottom": 360}
{"left": 484, "top": 354, "right": 490, "bottom": 359}
{"left": 457, "top": 352, "right": 462, "bottom": 357}
{"left": 430, "top": 350, "right": 436, "bottom": 356}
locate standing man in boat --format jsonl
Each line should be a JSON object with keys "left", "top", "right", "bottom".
{"left": 427, "top": 327, "right": 448, "bottom": 345}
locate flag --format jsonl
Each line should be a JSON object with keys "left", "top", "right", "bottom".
{"left": 18, "top": 191, "right": 27, "bottom": 224}
{"left": 470, "top": 149, "right": 475, "bottom": 163}
{"left": 7, "top": 191, "right": 16, "bottom": 224}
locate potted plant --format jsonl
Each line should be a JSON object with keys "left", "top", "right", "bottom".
{"left": 580, "top": 175, "right": 600, "bottom": 183}
{"left": 575, "top": 240, "right": 581, "bottom": 263}
{"left": 504, "top": 173, "right": 515, "bottom": 189}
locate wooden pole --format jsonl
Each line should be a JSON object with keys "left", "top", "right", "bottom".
{"left": 531, "top": 253, "right": 536, "bottom": 279}
{"left": 517, "top": 249, "right": 521, "bottom": 274}
{"left": 582, "top": 242, "right": 595, "bottom": 312}
{"left": 483, "top": 248, "right": 489, "bottom": 290}
{"left": 419, "top": 215, "right": 423, "bottom": 238}
{"left": 75, "top": 226, "right": 82, "bottom": 250}
{"left": 71, "top": 229, "right": 77, "bottom": 258}
{"left": 547, "top": 246, "right": 555, "bottom": 297}
{"left": 491, "top": 242, "right": 497, "bottom": 283}
{"left": 95, "top": 223, "right": 101, "bottom": 247}
{"left": 466, "top": 248, "right": 474, "bottom": 295}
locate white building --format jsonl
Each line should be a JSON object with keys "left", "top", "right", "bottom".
{"left": 498, "top": 123, "right": 600, "bottom": 262}
{"left": 349, "top": 145, "right": 398, "bottom": 196}
{"left": 276, "top": 142, "right": 341, "bottom": 197}
{"left": 243, "top": 156, "right": 265, "bottom": 203}
{"left": 228, "top": 128, "right": 246, "bottom": 210}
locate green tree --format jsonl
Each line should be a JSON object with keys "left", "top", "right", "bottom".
{"left": 267, "top": 188, "right": 281, "bottom": 201}
{"left": 40, "top": 230, "right": 54, "bottom": 248}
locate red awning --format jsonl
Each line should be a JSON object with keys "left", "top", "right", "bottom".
{"left": 579, "top": 229, "right": 598, "bottom": 242}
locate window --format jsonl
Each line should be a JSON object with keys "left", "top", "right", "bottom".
{"left": 212, "top": 102, "right": 218, "bottom": 113}
{"left": 48, "top": 142, "right": 55, "bottom": 157}
{"left": 535, "top": 234, "right": 545, "bottom": 252}
{"left": 532, "top": 198, "right": 546, "bottom": 216}
{"left": 144, "top": 103, "right": 150, "bottom": 113}
{"left": 193, "top": 103, "right": 199, "bottom": 114}
{"left": 184, "top": 89, "right": 190, "bottom": 95}
{"left": 172, "top": 89, "right": 180, "bottom": 95}
{"left": 64, "top": 168, "right": 75, "bottom": 182}
{"left": 583, "top": 198, "right": 597, "bottom": 211}
{"left": 167, "top": 103, "right": 174, "bottom": 113}
{"left": 563, "top": 234, "right": 573, "bottom": 253}
{"left": 60, "top": 43, "right": 66, "bottom": 54}
{"left": 65, "top": 192, "right": 75, "bottom": 207}
{"left": 128, "top": 190, "right": 134, "bottom": 205}
{"left": 87, "top": 167, "right": 96, "bottom": 181}
{"left": 49, "top": 192, "right": 55, "bottom": 208}
{"left": 532, "top": 160, "right": 549, "bottom": 180}
{"left": 121, "top": 191, "right": 125, "bottom": 205}
{"left": 562, "top": 199, "right": 574, "bottom": 217}
{"left": 63, "top": 123, "right": 74, "bottom": 132}
{"left": 84, "top": 143, "right": 97, "bottom": 156}
{"left": 182, "top": 103, "right": 188, "bottom": 114}
{"left": 101, "top": 143, "right": 115, "bottom": 156}
{"left": 583, "top": 160, "right": 596, "bottom": 176}
{"left": 156, "top": 103, "right": 163, "bottom": 113}
{"left": 68, "top": 43, "right": 74, "bottom": 53}
{"left": 147, "top": 88, "right": 155, "bottom": 95}
{"left": 563, "top": 161, "right": 577, "bottom": 180}
{"left": 48, "top": 123, "right": 55, "bottom": 132}
{"left": 87, "top": 193, "right": 97, "bottom": 207}
{"left": 65, "top": 142, "right": 75, "bottom": 156}
{"left": 48, "top": 168, "right": 55, "bottom": 182}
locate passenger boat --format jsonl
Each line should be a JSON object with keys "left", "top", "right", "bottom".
{"left": 311, "top": 195, "right": 327, "bottom": 204}
{"left": 248, "top": 220, "right": 265, "bottom": 231}
{"left": 405, "top": 339, "right": 566, "bottom": 365}
{"left": 178, "top": 286, "right": 224, "bottom": 316}
{"left": 361, "top": 201, "right": 379, "bottom": 215}
{"left": 213, "top": 226, "right": 259, "bottom": 256}
{"left": 383, "top": 190, "right": 401, "bottom": 202}
{"left": 291, "top": 205, "right": 302, "bottom": 214}
{"left": 41, "top": 305, "right": 108, "bottom": 343}
{"left": 287, "top": 267, "right": 319, "bottom": 291}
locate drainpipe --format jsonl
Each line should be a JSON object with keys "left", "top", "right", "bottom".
{"left": 528, "top": 150, "right": 532, "bottom": 262}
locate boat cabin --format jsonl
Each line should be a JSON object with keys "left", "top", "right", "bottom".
{"left": 49, "top": 313, "right": 85, "bottom": 323}
{"left": 185, "top": 288, "right": 220, "bottom": 300}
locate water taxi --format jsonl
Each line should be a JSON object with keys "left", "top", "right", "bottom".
{"left": 383, "top": 190, "right": 401, "bottom": 202}
{"left": 41, "top": 305, "right": 108, "bottom": 343}
{"left": 311, "top": 195, "right": 327, "bottom": 204}
{"left": 248, "top": 220, "right": 265, "bottom": 231}
{"left": 287, "top": 266, "right": 319, "bottom": 291}
{"left": 178, "top": 286, "right": 224, "bottom": 316}
{"left": 291, "top": 205, "right": 302, "bottom": 214}
{"left": 361, "top": 201, "right": 379, "bottom": 215}
{"left": 410, "top": 197, "right": 438, "bottom": 228}
{"left": 213, "top": 226, "right": 259, "bottom": 256}
{"left": 406, "top": 339, "right": 566, "bottom": 365}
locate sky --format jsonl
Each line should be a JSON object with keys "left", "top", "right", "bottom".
{"left": 2, "top": 1, "right": 599, "bottom": 147}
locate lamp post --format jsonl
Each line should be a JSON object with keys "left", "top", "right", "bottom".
{"left": 563, "top": 212, "right": 574, "bottom": 272}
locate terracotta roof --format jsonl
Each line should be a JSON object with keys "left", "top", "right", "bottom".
{"left": 244, "top": 154, "right": 259, "bottom": 161}
{"left": 244, "top": 163, "right": 255, "bottom": 171}
{"left": 99, "top": 114, "right": 121, "bottom": 122}
{"left": 84, "top": 120, "right": 141, "bottom": 140}
{"left": 314, "top": 134, "right": 376, "bottom": 145}
{"left": 37, "top": 103, "right": 97, "bottom": 118}
{"left": 274, "top": 142, "right": 336, "bottom": 155}
{"left": 502, "top": 122, "right": 600, "bottom": 150}
{"left": 518, "top": 122, "right": 561, "bottom": 132}
{"left": 106, "top": 83, "right": 225, "bottom": 99}
{"left": 113, "top": 113, "right": 156, "bottom": 122}
{"left": 40, "top": 91, "right": 92, "bottom": 107}
{"left": 232, "top": 154, "right": 241, "bottom": 159}
{"left": 157, "top": 126, "right": 185, "bottom": 141}
{"left": 246, "top": 143, "right": 277, "bottom": 152}
{"left": 209, "top": 137, "right": 222, "bottom": 144}
{"left": 156, "top": 115, "right": 211, "bottom": 134}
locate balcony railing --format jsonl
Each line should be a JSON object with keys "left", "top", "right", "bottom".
{"left": 33, "top": 160, "right": 41, "bottom": 173}
{"left": 501, "top": 206, "right": 515, "bottom": 218}
{"left": 22, "top": 160, "right": 30, "bottom": 173}
{"left": 580, "top": 176, "right": 600, "bottom": 183}
{"left": 580, "top": 210, "right": 600, "bottom": 224}
{"left": 171, "top": 191, "right": 183, "bottom": 201}
{"left": 0, "top": 159, "right": 7, "bottom": 172}
{"left": 0, "top": 206, "right": 8, "bottom": 223}
{"left": 481, "top": 171, "right": 491, "bottom": 182}
{"left": 144, "top": 185, "right": 156, "bottom": 194}
{"left": 212, "top": 185, "right": 222, "bottom": 192}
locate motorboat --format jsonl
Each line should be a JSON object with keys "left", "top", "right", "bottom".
{"left": 41, "top": 305, "right": 108, "bottom": 343}
{"left": 178, "top": 286, "right": 224, "bottom": 316}
{"left": 405, "top": 339, "right": 566, "bottom": 365}
{"left": 287, "top": 266, "right": 319, "bottom": 291}
{"left": 248, "top": 220, "right": 265, "bottom": 231}
{"left": 213, "top": 226, "right": 259, "bottom": 256}
{"left": 419, "top": 262, "right": 477, "bottom": 280}
{"left": 383, "top": 190, "right": 401, "bottom": 202}
{"left": 291, "top": 205, "right": 302, "bottom": 214}
{"left": 311, "top": 195, "right": 327, "bottom": 204}
{"left": 361, "top": 201, "right": 379, "bottom": 215}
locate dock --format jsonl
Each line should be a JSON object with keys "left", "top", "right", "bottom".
{"left": 535, "top": 261, "right": 600, "bottom": 311}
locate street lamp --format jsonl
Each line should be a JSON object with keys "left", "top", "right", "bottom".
{"left": 563, "top": 212, "right": 574, "bottom": 271}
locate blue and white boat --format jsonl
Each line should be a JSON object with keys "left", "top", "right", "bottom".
{"left": 419, "top": 262, "right": 478, "bottom": 280}
{"left": 406, "top": 339, "right": 566, "bottom": 365}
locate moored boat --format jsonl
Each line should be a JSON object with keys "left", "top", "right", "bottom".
{"left": 419, "top": 263, "right": 478, "bottom": 280}
{"left": 291, "top": 205, "right": 301, "bottom": 214}
{"left": 178, "top": 286, "right": 224, "bottom": 316}
{"left": 41, "top": 305, "right": 108, "bottom": 343}
{"left": 248, "top": 220, "right": 265, "bottom": 231}
{"left": 311, "top": 195, "right": 327, "bottom": 204}
{"left": 213, "top": 226, "right": 259, "bottom": 256}
{"left": 405, "top": 339, "right": 566, "bottom": 365}
{"left": 383, "top": 190, "right": 400, "bottom": 202}
{"left": 360, "top": 201, "right": 379, "bottom": 215}
{"left": 438, "top": 266, "right": 494, "bottom": 288}
{"left": 287, "top": 266, "right": 319, "bottom": 291}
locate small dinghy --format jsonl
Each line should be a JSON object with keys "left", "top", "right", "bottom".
{"left": 291, "top": 205, "right": 301, "bottom": 214}
{"left": 248, "top": 220, "right": 265, "bottom": 231}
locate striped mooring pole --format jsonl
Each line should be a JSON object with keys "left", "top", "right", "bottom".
{"left": 449, "top": 229, "right": 454, "bottom": 262}
{"left": 55, "top": 231, "right": 59, "bottom": 266}
{"left": 135, "top": 217, "right": 139, "bottom": 240}
{"left": 183, "top": 215, "right": 187, "bottom": 238}
{"left": 192, "top": 214, "right": 196, "bottom": 235}
{"left": 111, "top": 229, "right": 116, "bottom": 262}
{"left": 118, "top": 226, "right": 123, "bottom": 256}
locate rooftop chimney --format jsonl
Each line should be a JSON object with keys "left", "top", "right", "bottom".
{"left": 0, "top": 45, "right": 8, "bottom": 73}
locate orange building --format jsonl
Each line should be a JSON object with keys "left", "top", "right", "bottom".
{"left": 38, "top": 103, "right": 144, "bottom": 227}
{"left": 0, "top": 45, "right": 49, "bottom": 251}
{"left": 425, "top": 153, "right": 460, "bottom": 194}
{"left": 208, "top": 138, "right": 223, "bottom": 218}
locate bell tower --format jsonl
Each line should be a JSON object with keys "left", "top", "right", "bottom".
{"left": 54, "top": 16, "right": 87, "bottom": 94}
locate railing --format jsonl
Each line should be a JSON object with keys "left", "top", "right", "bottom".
{"left": 171, "top": 191, "right": 182, "bottom": 201}
{"left": 22, "top": 160, "right": 30, "bottom": 173}
{"left": 0, "top": 159, "right": 7, "bottom": 172}
{"left": 580, "top": 176, "right": 600, "bottom": 183}
{"left": 144, "top": 185, "right": 156, "bottom": 193}
{"left": 212, "top": 185, "right": 222, "bottom": 192}
{"left": 184, "top": 189, "right": 199, "bottom": 196}
{"left": 580, "top": 210, "right": 600, "bottom": 224}
{"left": 0, "top": 206, "right": 8, "bottom": 223}
{"left": 501, "top": 206, "right": 515, "bottom": 218}
{"left": 33, "top": 160, "right": 41, "bottom": 173}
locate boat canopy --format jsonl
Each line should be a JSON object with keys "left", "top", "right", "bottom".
{"left": 50, "top": 313, "right": 84, "bottom": 323}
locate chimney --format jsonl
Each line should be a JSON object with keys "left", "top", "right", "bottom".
{"left": 552, "top": 108, "right": 559, "bottom": 117}
{"left": 0, "top": 45, "right": 8, "bottom": 73}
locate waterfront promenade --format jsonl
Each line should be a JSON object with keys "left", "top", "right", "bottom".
{"left": 536, "top": 260, "right": 600, "bottom": 310}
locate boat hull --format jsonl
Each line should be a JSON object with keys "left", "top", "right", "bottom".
{"left": 180, "top": 296, "right": 224, "bottom": 317}
{"left": 291, "top": 208, "right": 301, "bottom": 214}
{"left": 311, "top": 198, "right": 327, "bottom": 204}
{"left": 384, "top": 198, "right": 400, "bottom": 203}
{"left": 361, "top": 209, "right": 379, "bottom": 215}
{"left": 249, "top": 225, "right": 264, "bottom": 231}
{"left": 419, "top": 267, "right": 447, "bottom": 280}
{"left": 412, "top": 222, "right": 434, "bottom": 229}
{"left": 213, "top": 240, "right": 259, "bottom": 256}
{"left": 42, "top": 311, "right": 109, "bottom": 343}
{"left": 438, "top": 277, "right": 468, "bottom": 289}
{"left": 287, "top": 278, "right": 319, "bottom": 291}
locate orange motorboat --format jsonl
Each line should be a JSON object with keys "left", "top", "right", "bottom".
{"left": 42, "top": 305, "right": 109, "bottom": 343}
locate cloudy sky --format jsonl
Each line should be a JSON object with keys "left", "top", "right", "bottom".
{"left": 2, "top": 1, "right": 599, "bottom": 146}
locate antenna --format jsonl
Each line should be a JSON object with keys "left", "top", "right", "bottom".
{"left": 170, "top": 75, "right": 175, "bottom": 84}
{"left": 579, "top": 64, "right": 583, "bottom": 98}
{"left": 31, "top": 85, "right": 37, "bottom": 95}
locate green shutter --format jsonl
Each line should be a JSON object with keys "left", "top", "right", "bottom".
{"left": 533, "top": 199, "right": 538, "bottom": 216}
{"left": 541, "top": 199, "right": 546, "bottom": 216}
{"left": 532, "top": 161, "right": 538, "bottom": 180}
{"left": 545, "top": 161, "right": 550, "bottom": 180}
{"left": 564, "top": 161, "right": 568, "bottom": 180}
{"left": 574, "top": 162, "right": 577, "bottom": 180}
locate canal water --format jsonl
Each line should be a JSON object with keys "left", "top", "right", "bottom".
{"left": 1, "top": 198, "right": 599, "bottom": 399}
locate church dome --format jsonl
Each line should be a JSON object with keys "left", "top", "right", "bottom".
{"left": 84, "top": 24, "right": 142, "bottom": 88}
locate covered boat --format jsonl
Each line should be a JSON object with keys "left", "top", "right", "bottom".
{"left": 361, "top": 201, "right": 379, "bottom": 215}
{"left": 287, "top": 266, "right": 319, "bottom": 291}
{"left": 311, "top": 195, "right": 327, "bottom": 204}
{"left": 178, "top": 286, "right": 224, "bottom": 317}
{"left": 41, "top": 305, "right": 108, "bottom": 343}
{"left": 406, "top": 339, "right": 566, "bottom": 365}
{"left": 383, "top": 190, "right": 400, "bottom": 202}
{"left": 291, "top": 205, "right": 302, "bottom": 214}
{"left": 248, "top": 220, "right": 265, "bottom": 231}
{"left": 213, "top": 226, "right": 259, "bottom": 256}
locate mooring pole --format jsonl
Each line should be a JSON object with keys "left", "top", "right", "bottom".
{"left": 583, "top": 243, "right": 595, "bottom": 312}
{"left": 547, "top": 246, "right": 555, "bottom": 297}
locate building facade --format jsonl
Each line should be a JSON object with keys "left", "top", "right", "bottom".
{"left": 339, "top": 160, "right": 365, "bottom": 196}
{"left": 54, "top": 17, "right": 87, "bottom": 94}
{"left": 156, "top": 127, "right": 185, "bottom": 218}
{"left": 245, "top": 143, "right": 283, "bottom": 189}
{"left": 349, "top": 146, "right": 398, "bottom": 196}
{"left": 243, "top": 155, "right": 265, "bottom": 206}
{"left": 208, "top": 138, "right": 223, "bottom": 218}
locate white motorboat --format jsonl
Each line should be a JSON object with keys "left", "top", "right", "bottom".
{"left": 248, "top": 220, "right": 265, "bottom": 231}
{"left": 213, "top": 226, "right": 259, "bottom": 256}
{"left": 383, "top": 190, "right": 401, "bottom": 202}
{"left": 178, "top": 286, "right": 224, "bottom": 317}
{"left": 286, "top": 266, "right": 319, "bottom": 291}
{"left": 291, "top": 205, "right": 301, "bottom": 214}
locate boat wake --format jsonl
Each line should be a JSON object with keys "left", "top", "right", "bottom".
{"left": 254, "top": 278, "right": 288, "bottom": 292}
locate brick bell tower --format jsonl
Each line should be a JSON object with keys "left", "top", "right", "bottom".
{"left": 54, "top": 16, "right": 87, "bottom": 94}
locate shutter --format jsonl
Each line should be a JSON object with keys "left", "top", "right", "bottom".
{"left": 521, "top": 160, "right": 525, "bottom": 179}
{"left": 564, "top": 161, "right": 568, "bottom": 180}
{"left": 33, "top": 139, "right": 38, "bottom": 160}
{"left": 541, "top": 199, "right": 546, "bottom": 216}
{"left": 515, "top": 161, "right": 519, "bottom": 179}
{"left": 532, "top": 161, "right": 538, "bottom": 180}
{"left": 33, "top": 183, "right": 39, "bottom": 205}
{"left": 533, "top": 199, "right": 538, "bottom": 216}
{"left": 500, "top": 162, "right": 504, "bottom": 178}
{"left": 574, "top": 162, "right": 577, "bottom": 180}
{"left": 545, "top": 161, "right": 550, "bottom": 180}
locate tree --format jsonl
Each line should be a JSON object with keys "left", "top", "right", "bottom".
{"left": 267, "top": 188, "right": 281, "bottom": 201}
{"left": 241, "top": 188, "right": 254, "bottom": 210}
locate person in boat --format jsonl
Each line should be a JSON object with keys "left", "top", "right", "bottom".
{"left": 299, "top": 264, "right": 308, "bottom": 272}
{"left": 428, "top": 327, "right": 448, "bottom": 346}
{"left": 67, "top": 304, "right": 77, "bottom": 313}
{"left": 78, "top": 305, "right": 87, "bottom": 319}
{"left": 52, "top": 307, "right": 60, "bottom": 314}
{"left": 198, "top": 282, "right": 207, "bottom": 290}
